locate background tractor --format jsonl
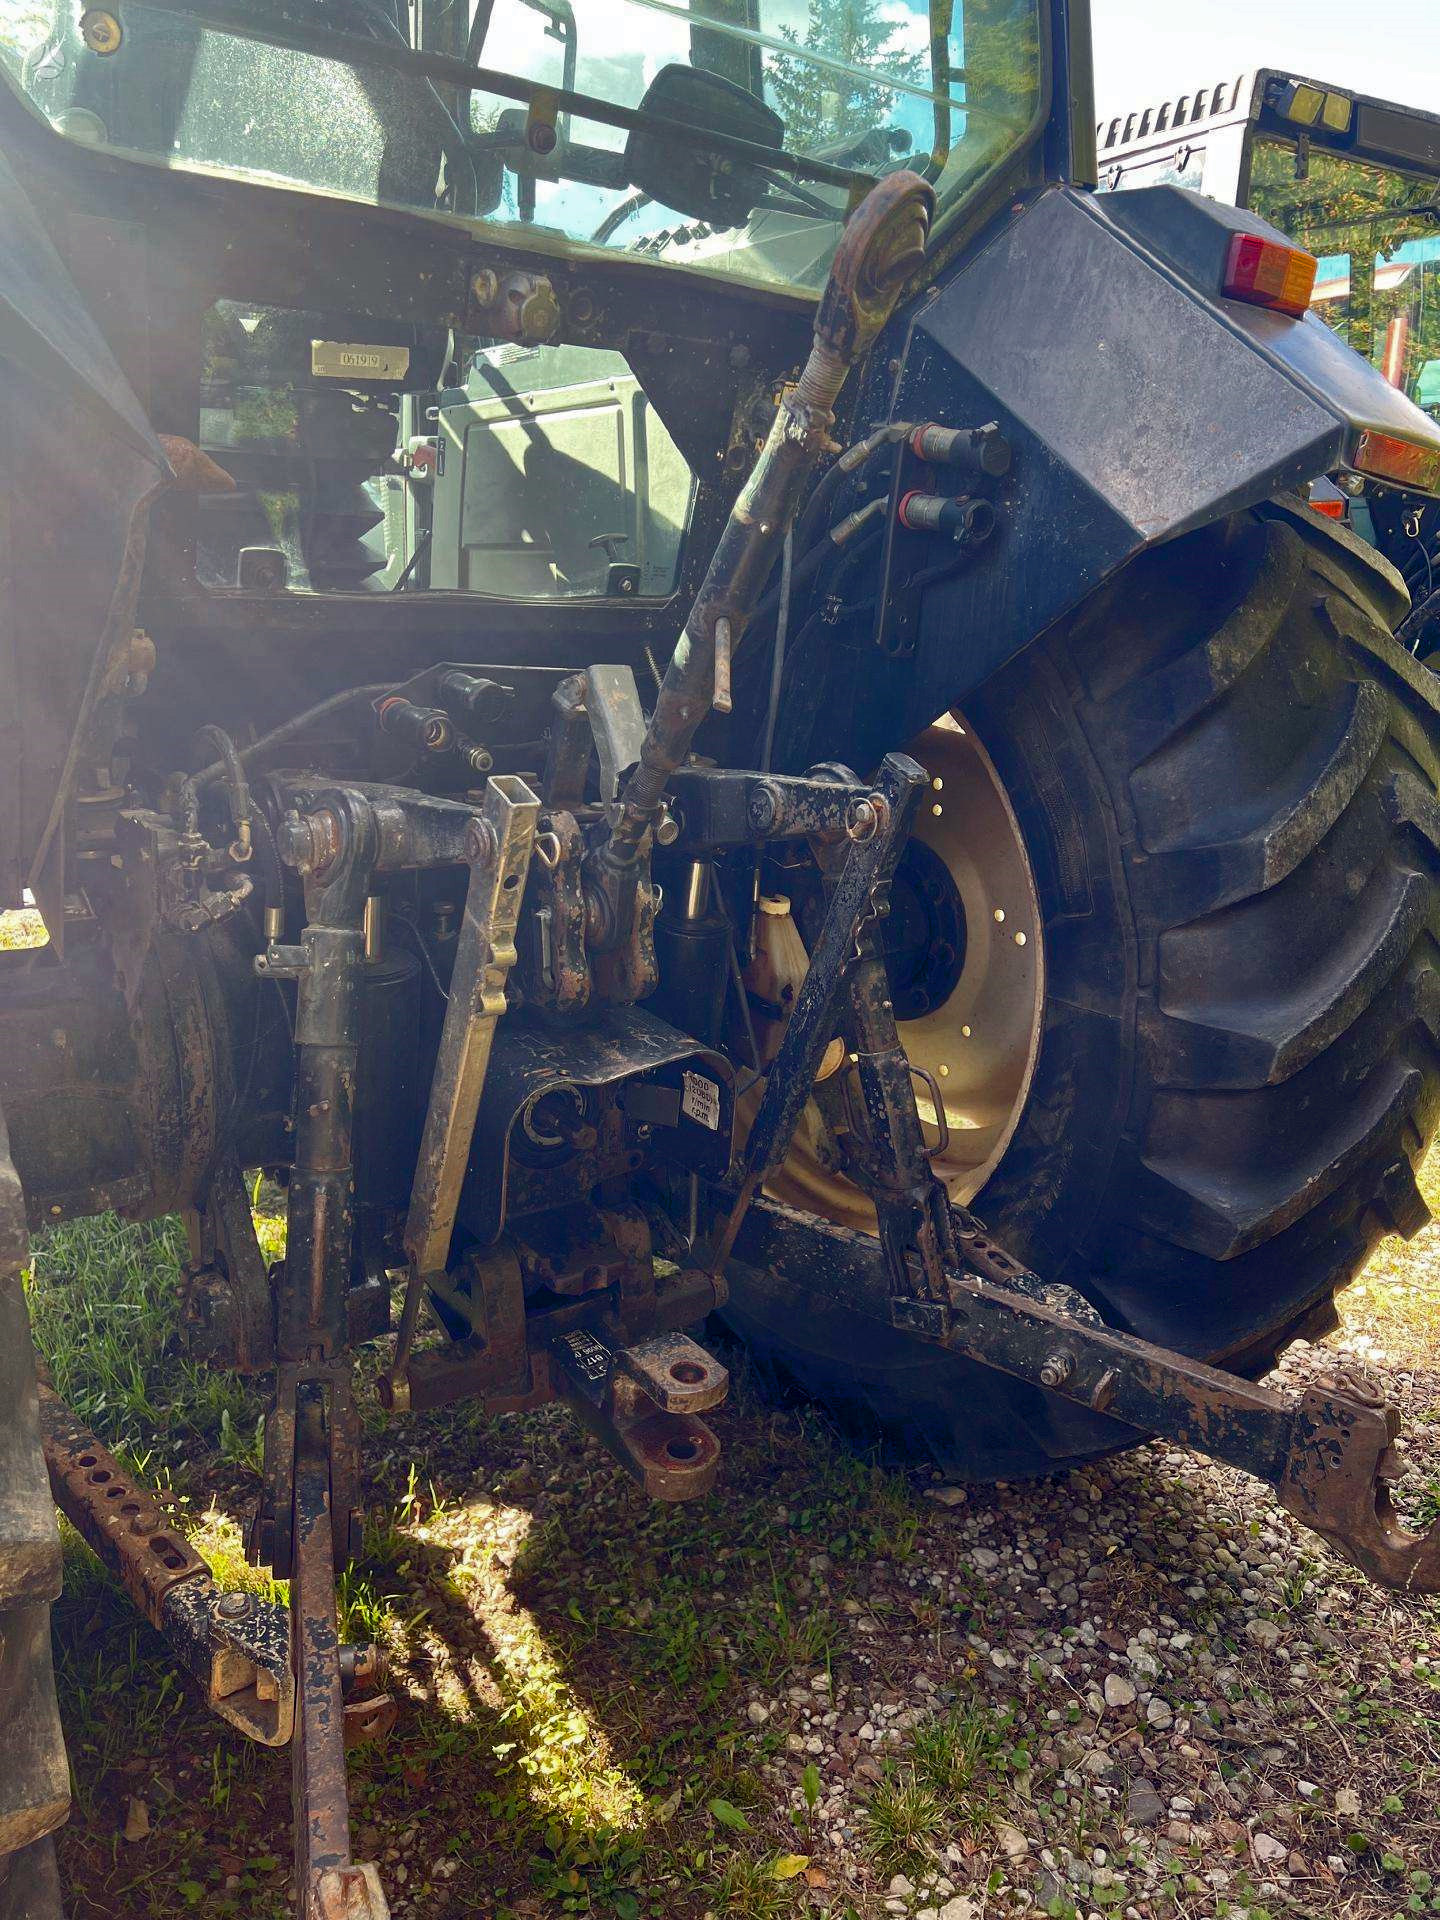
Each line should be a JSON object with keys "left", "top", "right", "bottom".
{"left": 3, "top": 0, "right": 1440, "bottom": 1913}
{"left": 1097, "top": 66, "right": 1440, "bottom": 644}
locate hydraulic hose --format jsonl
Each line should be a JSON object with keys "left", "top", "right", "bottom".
{"left": 589, "top": 171, "right": 934, "bottom": 941}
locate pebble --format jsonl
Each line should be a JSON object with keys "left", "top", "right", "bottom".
{"left": 926, "top": 1486, "right": 968, "bottom": 1507}
{"left": 1127, "top": 1779, "right": 1165, "bottom": 1827}
{"left": 214, "top": 1305, "right": 1435, "bottom": 1920}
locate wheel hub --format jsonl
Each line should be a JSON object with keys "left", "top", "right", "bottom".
{"left": 758, "top": 711, "right": 1045, "bottom": 1227}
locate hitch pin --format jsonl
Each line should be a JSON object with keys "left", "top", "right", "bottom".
{"left": 713, "top": 616, "right": 733, "bottom": 716}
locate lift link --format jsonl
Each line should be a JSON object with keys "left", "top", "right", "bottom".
{"left": 691, "top": 752, "right": 1440, "bottom": 1593}
{"left": 709, "top": 749, "right": 929, "bottom": 1272}
{"left": 386, "top": 773, "right": 541, "bottom": 1408}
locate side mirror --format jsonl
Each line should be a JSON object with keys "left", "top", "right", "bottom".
{"left": 624, "top": 64, "right": 784, "bottom": 225}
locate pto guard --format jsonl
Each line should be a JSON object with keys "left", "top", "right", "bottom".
{"left": 860, "top": 182, "right": 1440, "bottom": 764}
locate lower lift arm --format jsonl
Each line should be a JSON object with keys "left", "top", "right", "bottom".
{"left": 698, "top": 755, "right": 1440, "bottom": 1595}
{"left": 732, "top": 1200, "right": 1440, "bottom": 1593}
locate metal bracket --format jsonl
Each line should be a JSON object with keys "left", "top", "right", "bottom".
{"left": 584, "top": 665, "right": 647, "bottom": 802}
{"left": 551, "top": 1327, "right": 726, "bottom": 1500}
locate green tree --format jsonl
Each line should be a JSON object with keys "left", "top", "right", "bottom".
{"left": 1249, "top": 139, "right": 1440, "bottom": 377}
{"left": 767, "top": 0, "right": 925, "bottom": 153}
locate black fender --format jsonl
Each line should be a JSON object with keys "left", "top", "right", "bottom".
{"left": 852, "top": 183, "right": 1440, "bottom": 762}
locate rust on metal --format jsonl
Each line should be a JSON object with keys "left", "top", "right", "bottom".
{"left": 1279, "top": 1375, "right": 1440, "bottom": 1592}
{"left": 551, "top": 1325, "right": 726, "bottom": 1500}
{"left": 390, "top": 774, "right": 541, "bottom": 1396}
{"left": 39, "top": 1383, "right": 200, "bottom": 1626}
{"left": 813, "top": 170, "right": 934, "bottom": 366}
{"left": 291, "top": 1385, "right": 388, "bottom": 1920}
{"left": 614, "top": 1330, "right": 729, "bottom": 1414}
{"left": 156, "top": 434, "right": 239, "bottom": 494}
{"left": 39, "top": 1385, "right": 297, "bottom": 1740}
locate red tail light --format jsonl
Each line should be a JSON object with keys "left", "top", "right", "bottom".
{"left": 1223, "top": 232, "right": 1317, "bottom": 319}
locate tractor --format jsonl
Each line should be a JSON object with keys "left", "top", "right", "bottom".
{"left": 2, "top": 0, "right": 1440, "bottom": 1913}
{"left": 1097, "top": 66, "right": 1440, "bottom": 644}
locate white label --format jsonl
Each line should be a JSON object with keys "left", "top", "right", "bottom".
{"left": 310, "top": 340, "right": 411, "bottom": 380}
{"left": 681, "top": 1070, "right": 721, "bottom": 1132}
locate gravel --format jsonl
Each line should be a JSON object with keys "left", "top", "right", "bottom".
{"left": 719, "top": 1321, "right": 1440, "bottom": 1918}
{"left": 53, "top": 1215, "right": 1440, "bottom": 1919}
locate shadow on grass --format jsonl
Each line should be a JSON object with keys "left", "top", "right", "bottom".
{"left": 33, "top": 1210, "right": 1440, "bottom": 1918}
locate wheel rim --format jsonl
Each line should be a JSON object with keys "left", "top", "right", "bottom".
{"left": 757, "top": 711, "right": 1045, "bottom": 1230}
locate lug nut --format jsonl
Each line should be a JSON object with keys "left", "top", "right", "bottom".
{"left": 217, "top": 1590, "right": 251, "bottom": 1619}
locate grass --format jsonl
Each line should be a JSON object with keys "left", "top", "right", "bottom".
{"left": 26, "top": 1200, "right": 959, "bottom": 1915}
{"left": 25, "top": 1213, "right": 262, "bottom": 1467}
{"left": 18, "top": 1159, "right": 1440, "bottom": 1916}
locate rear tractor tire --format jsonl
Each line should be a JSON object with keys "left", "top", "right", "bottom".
{"left": 726, "top": 499, "right": 1440, "bottom": 1479}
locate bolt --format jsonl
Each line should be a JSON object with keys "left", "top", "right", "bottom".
{"left": 217, "top": 1591, "right": 250, "bottom": 1619}
{"left": 79, "top": 7, "right": 122, "bottom": 53}
{"left": 655, "top": 808, "right": 680, "bottom": 847}
{"left": 747, "top": 782, "right": 781, "bottom": 835}
{"left": 846, "top": 798, "right": 879, "bottom": 842}
{"left": 1039, "top": 1349, "right": 1075, "bottom": 1389}
{"left": 466, "top": 818, "right": 496, "bottom": 864}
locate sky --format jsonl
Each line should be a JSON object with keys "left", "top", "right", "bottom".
{"left": 1091, "top": 0, "right": 1440, "bottom": 119}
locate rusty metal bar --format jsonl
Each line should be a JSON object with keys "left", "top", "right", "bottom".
{"left": 388, "top": 775, "right": 540, "bottom": 1402}
{"left": 291, "top": 1384, "right": 388, "bottom": 1920}
{"left": 38, "top": 1386, "right": 295, "bottom": 1744}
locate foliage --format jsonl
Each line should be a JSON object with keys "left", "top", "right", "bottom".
{"left": 1249, "top": 136, "right": 1440, "bottom": 394}
{"left": 766, "top": 0, "right": 925, "bottom": 152}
